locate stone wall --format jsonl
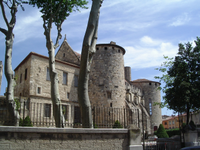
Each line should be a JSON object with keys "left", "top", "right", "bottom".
{"left": 131, "top": 80, "right": 162, "bottom": 130}
{"left": 55, "top": 40, "right": 80, "bottom": 65}
{"left": 89, "top": 42, "right": 126, "bottom": 108}
{"left": 0, "top": 127, "right": 129, "bottom": 150}
{"left": 0, "top": 61, "right": 2, "bottom": 94}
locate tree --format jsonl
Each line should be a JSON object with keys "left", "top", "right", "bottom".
{"left": 0, "top": 0, "right": 25, "bottom": 126}
{"left": 156, "top": 124, "right": 169, "bottom": 138}
{"left": 155, "top": 37, "right": 200, "bottom": 124}
{"left": 29, "top": 0, "right": 88, "bottom": 127}
{"left": 78, "top": 0, "right": 103, "bottom": 128}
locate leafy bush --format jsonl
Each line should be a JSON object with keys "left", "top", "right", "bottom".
{"left": 113, "top": 120, "right": 123, "bottom": 128}
{"left": 19, "top": 116, "right": 33, "bottom": 127}
{"left": 156, "top": 124, "right": 169, "bottom": 138}
{"left": 166, "top": 128, "right": 180, "bottom": 137}
{"left": 14, "top": 98, "right": 20, "bottom": 111}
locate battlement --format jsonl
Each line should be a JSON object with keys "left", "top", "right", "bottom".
{"left": 96, "top": 41, "right": 126, "bottom": 55}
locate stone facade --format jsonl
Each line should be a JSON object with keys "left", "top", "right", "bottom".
{"left": 0, "top": 61, "right": 3, "bottom": 93}
{"left": 14, "top": 52, "right": 80, "bottom": 124}
{"left": 13, "top": 40, "right": 161, "bottom": 132}
{"left": 89, "top": 42, "right": 126, "bottom": 108}
{"left": 131, "top": 79, "right": 162, "bottom": 130}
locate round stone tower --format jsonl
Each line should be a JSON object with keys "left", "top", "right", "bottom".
{"left": 88, "top": 41, "right": 126, "bottom": 108}
{"left": 131, "top": 79, "right": 162, "bottom": 130}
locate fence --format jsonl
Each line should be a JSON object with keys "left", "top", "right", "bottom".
{"left": 0, "top": 100, "right": 148, "bottom": 129}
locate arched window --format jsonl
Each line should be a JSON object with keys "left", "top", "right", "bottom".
{"left": 149, "top": 98, "right": 152, "bottom": 115}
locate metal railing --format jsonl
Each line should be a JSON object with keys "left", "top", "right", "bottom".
{"left": 0, "top": 100, "right": 147, "bottom": 129}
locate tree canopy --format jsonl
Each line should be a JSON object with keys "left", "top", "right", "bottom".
{"left": 155, "top": 37, "right": 200, "bottom": 124}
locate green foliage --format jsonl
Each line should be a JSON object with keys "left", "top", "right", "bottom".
{"left": 113, "top": 120, "right": 123, "bottom": 128}
{"left": 156, "top": 124, "right": 169, "bottom": 138}
{"left": 182, "top": 123, "right": 186, "bottom": 128}
{"left": 166, "top": 128, "right": 180, "bottom": 137}
{"left": 19, "top": 116, "right": 33, "bottom": 127}
{"left": 29, "top": 0, "right": 88, "bottom": 25}
{"left": 155, "top": 37, "right": 200, "bottom": 123}
{"left": 154, "top": 56, "right": 174, "bottom": 109}
{"left": 14, "top": 98, "right": 20, "bottom": 111}
{"left": 93, "top": 124, "right": 98, "bottom": 128}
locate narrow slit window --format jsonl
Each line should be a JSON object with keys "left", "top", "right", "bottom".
{"left": 74, "top": 75, "right": 78, "bottom": 87}
{"left": 37, "top": 87, "right": 41, "bottom": 94}
{"left": 25, "top": 68, "right": 27, "bottom": 80}
{"left": 63, "top": 72, "right": 68, "bottom": 85}
{"left": 107, "top": 91, "right": 112, "bottom": 99}
{"left": 20, "top": 73, "right": 22, "bottom": 83}
{"left": 46, "top": 67, "right": 50, "bottom": 81}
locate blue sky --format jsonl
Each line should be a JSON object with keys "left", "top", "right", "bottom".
{"left": 0, "top": 0, "right": 200, "bottom": 116}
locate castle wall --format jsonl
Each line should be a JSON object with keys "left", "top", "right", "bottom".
{"left": 89, "top": 42, "right": 126, "bottom": 108}
{"left": 14, "top": 57, "right": 31, "bottom": 97}
{"left": 0, "top": 61, "right": 3, "bottom": 94}
{"left": 131, "top": 81, "right": 162, "bottom": 130}
{"left": 14, "top": 53, "right": 79, "bottom": 102}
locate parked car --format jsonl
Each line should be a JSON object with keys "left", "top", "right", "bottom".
{"left": 181, "top": 146, "right": 200, "bottom": 150}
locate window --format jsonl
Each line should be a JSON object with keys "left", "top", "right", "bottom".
{"left": 46, "top": 67, "right": 50, "bottom": 81}
{"left": 62, "top": 105, "right": 69, "bottom": 121}
{"left": 149, "top": 82, "right": 151, "bottom": 85}
{"left": 169, "top": 121, "right": 171, "bottom": 125}
{"left": 37, "top": 87, "right": 41, "bottom": 94}
{"left": 74, "top": 75, "right": 78, "bottom": 87}
{"left": 20, "top": 73, "right": 22, "bottom": 83}
{"left": 44, "top": 104, "right": 51, "bottom": 117}
{"left": 67, "top": 92, "right": 70, "bottom": 99}
{"left": 63, "top": 72, "right": 68, "bottom": 85}
{"left": 149, "top": 98, "right": 152, "bottom": 115}
{"left": 63, "top": 53, "right": 65, "bottom": 57}
{"left": 74, "top": 106, "right": 81, "bottom": 123}
{"left": 110, "top": 103, "right": 112, "bottom": 107}
{"left": 25, "top": 68, "right": 27, "bottom": 80}
{"left": 104, "top": 47, "right": 107, "bottom": 50}
{"left": 165, "top": 122, "right": 167, "bottom": 125}
{"left": 107, "top": 91, "right": 112, "bottom": 99}
{"left": 172, "top": 120, "right": 175, "bottom": 124}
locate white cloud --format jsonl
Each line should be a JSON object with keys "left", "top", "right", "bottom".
{"left": 124, "top": 36, "right": 178, "bottom": 69}
{"left": 169, "top": 13, "right": 190, "bottom": 27}
{"left": 140, "top": 36, "right": 159, "bottom": 46}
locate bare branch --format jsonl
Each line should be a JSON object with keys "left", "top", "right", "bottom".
{"left": 54, "top": 22, "right": 63, "bottom": 49}
{"left": 3, "top": 1, "right": 12, "bottom": 9}
{"left": 0, "top": 27, "right": 8, "bottom": 35}
{"left": 9, "top": 0, "right": 17, "bottom": 29}
{"left": 0, "top": 0, "right": 9, "bottom": 27}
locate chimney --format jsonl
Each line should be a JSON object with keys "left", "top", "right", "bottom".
{"left": 124, "top": 66, "right": 131, "bottom": 81}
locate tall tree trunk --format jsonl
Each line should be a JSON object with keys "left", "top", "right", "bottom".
{"left": 0, "top": 0, "right": 19, "bottom": 126}
{"left": 78, "top": 0, "right": 103, "bottom": 128}
{"left": 5, "top": 33, "right": 19, "bottom": 126}
{"left": 46, "top": 37, "right": 64, "bottom": 128}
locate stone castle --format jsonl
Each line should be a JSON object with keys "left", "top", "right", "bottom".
{"left": 1, "top": 39, "right": 161, "bottom": 132}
